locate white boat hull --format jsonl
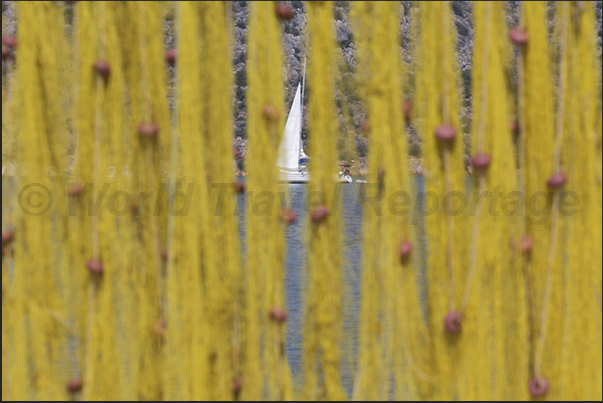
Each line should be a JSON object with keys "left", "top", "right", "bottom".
{"left": 279, "top": 171, "right": 310, "bottom": 183}
{"left": 279, "top": 171, "right": 352, "bottom": 184}
{"left": 339, "top": 174, "right": 353, "bottom": 183}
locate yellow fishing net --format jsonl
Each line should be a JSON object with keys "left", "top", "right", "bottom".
{"left": 1, "top": 1, "right": 601, "bottom": 401}
{"left": 244, "top": 2, "right": 291, "bottom": 400}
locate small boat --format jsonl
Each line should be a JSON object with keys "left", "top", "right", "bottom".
{"left": 277, "top": 61, "right": 352, "bottom": 184}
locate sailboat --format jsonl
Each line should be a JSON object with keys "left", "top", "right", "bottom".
{"left": 277, "top": 65, "right": 353, "bottom": 184}
{"left": 277, "top": 83, "right": 310, "bottom": 183}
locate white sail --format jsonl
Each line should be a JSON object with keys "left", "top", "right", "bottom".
{"left": 277, "top": 80, "right": 351, "bottom": 184}
{"left": 277, "top": 84, "right": 303, "bottom": 172}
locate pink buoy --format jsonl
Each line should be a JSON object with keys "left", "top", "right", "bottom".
{"left": 402, "top": 100, "right": 413, "bottom": 123}
{"left": 2, "top": 35, "right": 17, "bottom": 49}
{"left": 235, "top": 180, "right": 245, "bottom": 194}
{"left": 435, "top": 125, "right": 457, "bottom": 143}
{"left": 66, "top": 183, "right": 85, "bottom": 196}
{"left": 232, "top": 377, "right": 244, "bottom": 398}
{"left": 398, "top": 240, "right": 413, "bottom": 260}
{"left": 262, "top": 105, "right": 279, "bottom": 121}
{"left": 66, "top": 378, "right": 83, "bottom": 393}
{"left": 2, "top": 231, "right": 14, "bottom": 245}
{"left": 519, "top": 236, "right": 533, "bottom": 253}
{"left": 280, "top": 207, "right": 297, "bottom": 224}
{"left": 361, "top": 121, "right": 371, "bottom": 134}
{"left": 275, "top": 3, "right": 295, "bottom": 20}
{"left": 310, "top": 206, "right": 329, "bottom": 223}
{"left": 528, "top": 376, "right": 549, "bottom": 398}
{"left": 509, "top": 27, "right": 529, "bottom": 46}
{"left": 469, "top": 153, "right": 492, "bottom": 170}
{"left": 165, "top": 48, "right": 177, "bottom": 66}
{"left": 93, "top": 60, "right": 111, "bottom": 79}
{"left": 444, "top": 311, "right": 463, "bottom": 334}
{"left": 2, "top": 47, "right": 10, "bottom": 61}
{"left": 86, "top": 259, "right": 104, "bottom": 275}
{"left": 547, "top": 172, "right": 567, "bottom": 189}
{"left": 269, "top": 307, "right": 287, "bottom": 324}
{"left": 138, "top": 122, "right": 159, "bottom": 138}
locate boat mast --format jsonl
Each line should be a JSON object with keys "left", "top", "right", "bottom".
{"left": 300, "top": 57, "right": 307, "bottom": 161}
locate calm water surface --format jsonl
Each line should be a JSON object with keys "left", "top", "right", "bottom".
{"left": 236, "top": 177, "right": 427, "bottom": 395}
